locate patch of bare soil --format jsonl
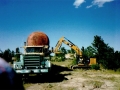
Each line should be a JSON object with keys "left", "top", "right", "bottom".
{"left": 25, "top": 65, "right": 120, "bottom": 90}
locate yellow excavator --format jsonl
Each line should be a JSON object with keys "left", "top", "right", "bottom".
{"left": 53, "top": 37, "right": 96, "bottom": 69}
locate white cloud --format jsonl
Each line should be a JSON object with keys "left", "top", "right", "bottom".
{"left": 86, "top": 5, "right": 93, "bottom": 8}
{"left": 73, "top": 0, "right": 85, "bottom": 8}
{"left": 87, "top": 0, "right": 114, "bottom": 8}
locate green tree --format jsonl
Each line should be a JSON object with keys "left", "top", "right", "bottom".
{"left": 54, "top": 47, "right": 66, "bottom": 62}
{"left": 71, "top": 48, "right": 75, "bottom": 54}
{"left": 86, "top": 46, "right": 96, "bottom": 58}
{"left": 114, "top": 51, "right": 120, "bottom": 69}
{"left": 0, "top": 49, "right": 3, "bottom": 58}
{"left": 3, "top": 49, "right": 12, "bottom": 62}
{"left": 67, "top": 49, "right": 71, "bottom": 53}
{"left": 81, "top": 46, "right": 96, "bottom": 59}
{"left": 92, "top": 35, "right": 117, "bottom": 69}
{"left": 92, "top": 35, "right": 107, "bottom": 64}
{"left": 81, "top": 46, "right": 87, "bottom": 59}
{"left": 15, "top": 47, "right": 20, "bottom": 61}
{"left": 11, "top": 50, "right": 15, "bottom": 57}
{"left": 67, "top": 48, "right": 75, "bottom": 54}
{"left": 60, "top": 47, "right": 67, "bottom": 55}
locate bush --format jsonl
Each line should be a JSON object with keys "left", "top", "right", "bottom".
{"left": 116, "top": 68, "right": 120, "bottom": 72}
{"left": 71, "top": 58, "right": 77, "bottom": 65}
{"left": 90, "top": 64, "right": 100, "bottom": 70}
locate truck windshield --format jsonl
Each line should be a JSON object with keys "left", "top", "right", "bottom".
{"left": 26, "top": 47, "right": 43, "bottom": 53}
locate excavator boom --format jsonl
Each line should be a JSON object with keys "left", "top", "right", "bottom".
{"left": 54, "top": 37, "right": 82, "bottom": 57}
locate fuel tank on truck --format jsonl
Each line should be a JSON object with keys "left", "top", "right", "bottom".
{"left": 27, "top": 31, "right": 50, "bottom": 47}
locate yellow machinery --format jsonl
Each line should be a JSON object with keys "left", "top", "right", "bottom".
{"left": 53, "top": 37, "right": 96, "bottom": 69}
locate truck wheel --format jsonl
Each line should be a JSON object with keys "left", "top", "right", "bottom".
{"left": 70, "top": 65, "right": 74, "bottom": 69}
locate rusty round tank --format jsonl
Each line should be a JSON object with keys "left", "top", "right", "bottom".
{"left": 27, "top": 31, "right": 49, "bottom": 46}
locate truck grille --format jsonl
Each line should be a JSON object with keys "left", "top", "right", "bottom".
{"left": 24, "top": 55, "right": 44, "bottom": 69}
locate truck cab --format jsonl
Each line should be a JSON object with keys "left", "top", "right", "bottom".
{"left": 13, "top": 45, "right": 51, "bottom": 74}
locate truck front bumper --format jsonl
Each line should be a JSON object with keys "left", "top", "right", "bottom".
{"left": 15, "top": 69, "right": 49, "bottom": 74}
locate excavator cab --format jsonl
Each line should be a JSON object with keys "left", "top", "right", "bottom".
{"left": 76, "top": 55, "right": 90, "bottom": 66}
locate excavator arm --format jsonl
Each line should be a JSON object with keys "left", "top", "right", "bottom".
{"left": 54, "top": 37, "right": 64, "bottom": 53}
{"left": 54, "top": 37, "right": 82, "bottom": 58}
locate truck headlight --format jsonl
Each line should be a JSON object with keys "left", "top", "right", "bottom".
{"left": 16, "top": 65, "right": 19, "bottom": 69}
{"left": 36, "top": 66, "right": 39, "bottom": 69}
{"left": 15, "top": 65, "right": 23, "bottom": 69}
{"left": 20, "top": 65, "right": 23, "bottom": 69}
{"left": 25, "top": 67, "right": 27, "bottom": 69}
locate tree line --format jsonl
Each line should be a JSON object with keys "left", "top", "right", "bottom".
{"left": 0, "top": 35, "right": 120, "bottom": 70}
{"left": 0, "top": 47, "right": 20, "bottom": 63}
{"left": 90, "top": 35, "right": 120, "bottom": 70}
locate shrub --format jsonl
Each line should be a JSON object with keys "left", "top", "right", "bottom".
{"left": 90, "top": 64, "right": 100, "bottom": 70}
{"left": 116, "top": 68, "right": 120, "bottom": 72}
{"left": 71, "top": 58, "right": 77, "bottom": 65}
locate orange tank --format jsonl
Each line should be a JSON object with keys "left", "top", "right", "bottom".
{"left": 27, "top": 31, "right": 49, "bottom": 46}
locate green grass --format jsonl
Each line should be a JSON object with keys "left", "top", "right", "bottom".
{"left": 51, "top": 59, "right": 72, "bottom": 67}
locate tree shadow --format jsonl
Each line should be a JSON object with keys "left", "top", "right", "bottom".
{"left": 23, "top": 64, "right": 72, "bottom": 83}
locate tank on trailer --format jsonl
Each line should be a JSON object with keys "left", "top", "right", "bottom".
{"left": 27, "top": 31, "right": 50, "bottom": 46}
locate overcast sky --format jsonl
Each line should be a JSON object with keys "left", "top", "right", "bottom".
{"left": 0, "top": 0, "right": 120, "bottom": 52}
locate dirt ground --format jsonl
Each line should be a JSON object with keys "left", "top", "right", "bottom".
{"left": 24, "top": 64, "right": 120, "bottom": 90}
